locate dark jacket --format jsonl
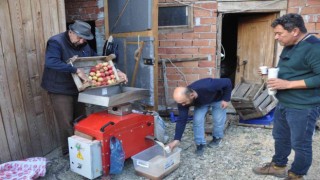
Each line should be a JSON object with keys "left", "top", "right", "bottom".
{"left": 41, "top": 31, "right": 96, "bottom": 95}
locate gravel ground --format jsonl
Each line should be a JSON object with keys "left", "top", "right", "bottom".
{"left": 41, "top": 115, "right": 320, "bottom": 180}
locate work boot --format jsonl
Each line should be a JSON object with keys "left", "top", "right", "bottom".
{"left": 252, "top": 162, "right": 286, "bottom": 178}
{"left": 195, "top": 144, "right": 204, "bottom": 156}
{"left": 284, "top": 171, "right": 304, "bottom": 180}
{"left": 207, "top": 136, "right": 222, "bottom": 148}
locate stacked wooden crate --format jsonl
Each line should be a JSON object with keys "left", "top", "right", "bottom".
{"left": 231, "top": 80, "right": 278, "bottom": 120}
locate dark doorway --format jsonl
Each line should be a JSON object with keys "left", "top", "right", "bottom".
{"left": 66, "top": 20, "right": 97, "bottom": 53}
{"left": 220, "top": 14, "right": 238, "bottom": 86}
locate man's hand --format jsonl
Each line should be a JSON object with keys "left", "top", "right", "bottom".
{"left": 221, "top": 100, "right": 228, "bottom": 109}
{"left": 267, "top": 78, "right": 291, "bottom": 90}
{"left": 167, "top": 140, "right": 180, "bottom": 151}
{"left": 117, "top": 70, "right": 128, "bottom": 83}
{"left": 76, "top": 68, "right": 89, "bottom": 82}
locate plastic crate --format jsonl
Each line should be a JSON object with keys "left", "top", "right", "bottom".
{"left": 239, "top": 108, "right": 275, "bottom": 125}
{"left": 131, "top": 144, "right": 181, "bottom": 179}
{"left": 169, "top": 112, "right": 193, "bottom": 123}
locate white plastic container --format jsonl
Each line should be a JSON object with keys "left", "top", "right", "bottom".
{"left": 131, "top": 144, "right": 182, "bottom": 179}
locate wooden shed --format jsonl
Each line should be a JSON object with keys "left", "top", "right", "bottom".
{"left": 0, "top": 0, "right": 66, "bottom": 163}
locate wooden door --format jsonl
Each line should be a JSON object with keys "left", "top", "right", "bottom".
{"left": 235, "top": 13, "right": 276, "bottom": 84}
{"left": 105, "top": 0, "right": 158, "bottom": 110}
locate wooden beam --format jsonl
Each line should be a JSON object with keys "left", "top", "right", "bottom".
{"left": 218, "top": 0, "right": 287, "bottom": 13}
{"left": 159, "top": 57, "right": 208, "bottom": 64}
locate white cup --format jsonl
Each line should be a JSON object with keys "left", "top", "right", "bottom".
{"left": 267, "top": 68, "right": 279, "bottom": 95}
{"left": 259, "top": 66, "right": 268, "bottom": 75}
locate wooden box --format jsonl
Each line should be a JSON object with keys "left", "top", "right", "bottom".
{"left": 68, "top": 55, "right": 122, "bottom": 91}
{"left": 231, "top": 80, "right": 278, "bottom": 120}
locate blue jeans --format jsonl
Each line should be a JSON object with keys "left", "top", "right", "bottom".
{"left": 193, "top": 101, "right": 226, "bottom": 145}
{"left": 272, "top": 104, "right": 320, "bottom": 175}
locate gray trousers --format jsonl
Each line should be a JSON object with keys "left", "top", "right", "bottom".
{"left": 49, "top": 93, "right": 85, "bottom": 155}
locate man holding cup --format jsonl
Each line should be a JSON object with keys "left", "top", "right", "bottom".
{"left": 253, "top": 14, "right": 320, "bottom": 180}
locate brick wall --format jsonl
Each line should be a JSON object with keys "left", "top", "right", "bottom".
{"left": 288, "top": 0, "right": 320, "bottom": 38}
{"left": 158, "top": 0, "right": 218, "bottom": 108}
{"left": 65, "top": 0, "right": 105, "bottom": 55}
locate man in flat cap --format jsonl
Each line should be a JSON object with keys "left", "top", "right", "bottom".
{"left": 41, "top": 20, "right": 127, "bottom": 156}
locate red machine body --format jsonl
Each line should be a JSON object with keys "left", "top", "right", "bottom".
{"left": 74, "top": 111, "right": 154, "bottom": 175}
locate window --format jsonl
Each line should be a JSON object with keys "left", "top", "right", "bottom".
{"left": 158, "top": 5, "right": 193, "bottom": 31}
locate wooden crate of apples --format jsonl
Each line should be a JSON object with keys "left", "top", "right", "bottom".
{"left": 88, "top": 61, "right": 117, "bottom": 87}
{"left": 68, "top": 55, "right": 122, "bottom": 91}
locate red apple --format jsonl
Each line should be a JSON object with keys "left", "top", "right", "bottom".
{"left": 96, "top": 82, "right": 101, "bottom": 86}
{"left": 107, "top": 65, "right": 112, "bottom": 69}
{"left": 110, "top": 74, "right": 115, "bottom": 79}
{"left": 90, "top": 67, "right": 96, "bottom": 72}
{"left": 103, "top": 66, "right": 108, "bottom": 71}
{"left": 106, "top": 76, "right": 111, "bottom": 80}
{"left": 105, "top": 71, "right": 110, "bottom": 76}
{"left": 99, "top": 68, "right": 105, "bottom": 73}
{"left": 89, "top": 72, "right": 95, "bottom": 76}
{"left": 108, "top": 69, "right": 114, "bottom": 75}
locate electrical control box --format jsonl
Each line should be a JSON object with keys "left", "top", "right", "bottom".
{"left": 68, "top": 135, "right": 102, "bottom": 179}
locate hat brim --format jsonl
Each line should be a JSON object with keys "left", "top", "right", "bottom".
{"left": 69, "top": 24, "right": 94, "bottom": 40}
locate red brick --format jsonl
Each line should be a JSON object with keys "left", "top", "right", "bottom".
{"left": 158, "top": 34, "right": 167, "bottom": 40}
{"left": 186, "top": 74, "right": 199, "bottom": 81}
{"left": 200, "top": 74, "right": 214, "bottom": 79}
{"left": 316, "top": 23, "right": 320, "bottom": 30}
{"left": 193, "top": 68, "right": 210, "bottom": 75}
{"left": 200, "top": 2, "right": 217, "bottom": 9}
{"left": 160, "top": 41, "right": 176, "bottom": 47}
{"left": 167, "top": 74, "right": 182, "bottom": 81}
{"left": 158, "top": 48, "right": 167, "bottom": 54}
{"left": 200, "top": 17, "right": 217, "bottom": 25}
{"left": 166, "top": 33, "right": 183, "bottom": 39}
{"left": 307, "top": 0, "right": 320, "bottom": 5}
{"left": 198, "top": 33, "right": 216, "bottom": 39}
{"left": 178, "top": 81, "right": 188, "bottom": 86}
{"left": 287, "top": 7, "right": 300, "bottom": 14}
{"left": 182, "top": 33, "right": 199, "bottom": 39}
{"left": 305, "top": 22, "right": 316, "bottom": 31}
{"left": 301, "top": 7, "right": 320, "bottom": 14}
{"left": 194, "top": 25, "right": 211, "bottom": 32}
{"left": 198, "top": 61, "right": 215, "bottom": 67}
{"left": 81, "top": 1, "right": 96, "bottom": 7}
{"left": 159, "top": 55, "right": 175, "bottom": 59}
{"left": 193, "top": 40, "right": 209, "bottom": 46}
{"left": 166, "top": 68, "right": 179, "bottom": 74}
{"left": 174, "top": 61, "right": 199, "bottom": 67}
{"left": 175, "top": 40, "right": 192, "bottom": 46}
{"left": 180, "top": 67, "right": 194, "bottom": 74}
{"left": 194, "top": 9, "right": 211, "bottom": 17}
{"left": 288, "top": 0, "right": 307, "bottom": 7}
{"left": 168, "top": 81, "right": 178, "bottom": 87}
{"left": 85, "top": 7, "right": 97, "bottom": 14}
{"left": 166, "top": 48, "right": 198, "bottom": 54}
{"left": 199, "top": 47, "right": 216, "bottom": 54}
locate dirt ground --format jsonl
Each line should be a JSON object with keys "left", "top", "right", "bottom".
{"left": 41, "top": 115, "right": 320, "bottom": 180}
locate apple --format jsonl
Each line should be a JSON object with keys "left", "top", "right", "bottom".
{"left": 106, "top": 76, "right": 111, "bottom": 80}
{"left": 107, "top": 79, "right": 113, "bottom": 84}
{"left": 105, "top": 71, "right": 109, "bottom": 76}
{"left": 88, "top": 76, "right": 92, "bottom": 80}
{"left": 108, "top": 69, "right": 114, "bottom": 75}
{"left": 103, "top": 66, "right": 108, "bottom": 71}
{"left": 99, "top": 68, "right": 105, "bottom": 73}
{"left": 90, "top": 67, "right": 96, "bottom": 72}
{"left": 92, "top": 76, "right": 98, "bottom": 80}
{"left": 96, "top": 73, "right": 101, "bottom": 77}
{"left": 101, "top": 81, "right": 107, "bottom": 86}
{"left": 96, "top": 82, "right": 101, "bottom": 86}
{"left": 107, "top": 65, "right": 112, "bottom": 69}
{"left": 102, "top": 62, "right": 108, "bottom": 67}
{"left": 98, "top": 77, "right": 104, "bottom": 82}
{"left": 89, "top": 72, "right": 95, "bottom": 76}
{"left": 100, "top": 72, "right": 105, "bottom": 77}
{"left": 110, "top": 74, "right": 115, "bottom": 79}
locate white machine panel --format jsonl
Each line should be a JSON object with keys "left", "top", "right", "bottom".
{"left": 68, "top": 135, "right": 102, "bottom": 179}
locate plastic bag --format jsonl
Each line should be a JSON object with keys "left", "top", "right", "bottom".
{"left": 109, "top": 136, "right": 125, "bottom": 174}
{"left": 154, "top": 112, "right": 169, "bottom": 144}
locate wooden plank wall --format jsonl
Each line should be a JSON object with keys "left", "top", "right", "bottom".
{"left": 0, "top": 0, "right": 66, "bottom": 163}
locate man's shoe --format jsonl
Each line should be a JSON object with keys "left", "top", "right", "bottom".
{"left": 284, "top": 171, "right": 304, "bottom": 180}
{"left": 195, "top": 144, "right": 204, "bottom": 156}
{"left": 207, "top": 137, "right": 222, "bottom": 148}
{"left": 252, "top": 162, "right": 286, "bottom": 178}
